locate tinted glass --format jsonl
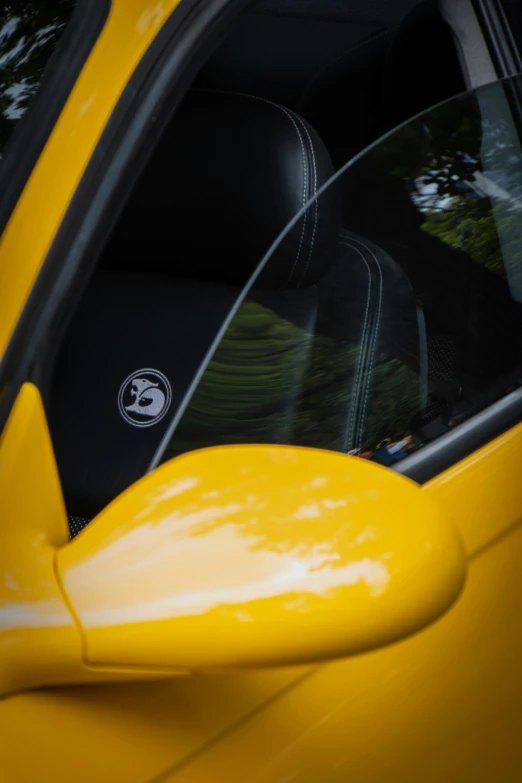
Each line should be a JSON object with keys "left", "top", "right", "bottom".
{"left": 156, "top": 75, "right": 522, "bottom": 469}
{"left": 0, "top": 1, "right": 76, "bottom": 158}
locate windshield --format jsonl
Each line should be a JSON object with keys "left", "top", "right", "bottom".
{"left": 155, "top": 75, "right": 522, "bottom": 469}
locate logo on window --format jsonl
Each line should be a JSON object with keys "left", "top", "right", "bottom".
{"left": 118, "top": 369, "right": 172, "bottom": 428}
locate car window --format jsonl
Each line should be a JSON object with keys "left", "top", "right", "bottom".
{"left": 153, "top": 75, "right": 522, "bottom": 470}
{"left": 0, "top": 1, "right": 77, "bottom": 160}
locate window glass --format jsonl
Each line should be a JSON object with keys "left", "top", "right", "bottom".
{"left": 155, "top": 76, "right": 522, "bottom": 469}
{"left": 0, "top": 1, "right": 76, "bottom": 159}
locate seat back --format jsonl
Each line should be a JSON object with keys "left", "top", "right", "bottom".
{"left": 50, "top": 91, "right": 338, "bottom": 522}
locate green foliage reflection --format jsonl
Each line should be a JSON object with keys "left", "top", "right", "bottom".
{"left": 166, "top": 301, "right": 420, "bottom": 461}
{"left": 371, "top": 89, "right": 522, "bottom": 278}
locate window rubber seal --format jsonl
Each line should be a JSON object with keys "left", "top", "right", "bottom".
{"left": 394, "top": 386, "right": 522, "bottom": 483}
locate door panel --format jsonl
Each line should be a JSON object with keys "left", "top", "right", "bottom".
{"left": 425, "top": 421, "right": 522, "bottom": 556}
{"left": 1, "top": 421, "right": 521, "bottom": 781}
{"left": 0, "top": 669, "right": 312, "bottom": 783}
{"left": 161, "top": 456, "right": 522, "bottom": 783}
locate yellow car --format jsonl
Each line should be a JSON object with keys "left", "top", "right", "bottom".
{"left": 2, "top": 0, "right": 522, "bottom": 780}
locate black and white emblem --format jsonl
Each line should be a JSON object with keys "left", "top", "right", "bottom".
{"left": 118, "top": 369, "right": 172, "bottom": 428}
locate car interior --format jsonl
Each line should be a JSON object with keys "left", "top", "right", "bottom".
{"left": 45, "top": 0, "right": 522, "bottom": 536}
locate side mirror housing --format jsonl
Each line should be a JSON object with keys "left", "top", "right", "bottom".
{"left": 57, "top": 445, "right": 466, "bottom": 673}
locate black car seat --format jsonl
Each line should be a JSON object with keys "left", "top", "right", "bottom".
{"left": 49, "top": 90, "right": 426, "bottom": 535}
{"left": 197, "top": 0, "right": 465, "bottom": 167}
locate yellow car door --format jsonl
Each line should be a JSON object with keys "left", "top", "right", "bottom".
{"left": 1, "top": 0, "right": 522, "bottom": 781}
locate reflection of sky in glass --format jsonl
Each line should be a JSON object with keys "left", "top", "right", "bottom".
{"left": 4, "top": 80, "right": 30, "bottom": 120}
{"left": 399, "top": 83, "right": 522, "bottom": 300}
{"left": 0, "top": 5, "right": 74, "bottom": 151}
{"left": 413, "top": 178, "right": 454, "bottom": 212}
{"left": 0, "top": 21, "right": 24, "bottom": 67}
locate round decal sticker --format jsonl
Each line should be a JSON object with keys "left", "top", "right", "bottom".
{"left": 118, "top": 368, "right": 172, "bottom": 428}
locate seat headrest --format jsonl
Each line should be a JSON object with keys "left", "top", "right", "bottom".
{"left": 105, "top": 89, "right": 339, "bottom": 289}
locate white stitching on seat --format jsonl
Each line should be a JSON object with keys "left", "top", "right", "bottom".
{"left": 238, "top": 95, "right": 309, "bottom": 285}
{"left": 344, "top": 234, "right": 383, "bottom": 449}
{"left": 291, "top": 110, "right": 318, "bottom": 285}
{"left": 337, "top": 237, "right": 372, "bottom": 452}
{"left": 193, "top": 88, "right": 310, "bottom": 285}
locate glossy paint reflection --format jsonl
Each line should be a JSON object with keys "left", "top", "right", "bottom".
{"left": 58, "top": 445, "right": 466, "bottom": 671}
{"left": 0, "top": 385, "right": 83, "bottom": 696}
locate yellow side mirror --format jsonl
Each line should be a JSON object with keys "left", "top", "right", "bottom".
{"left": 57, "top": 445, "right": 466, "bottom": 673}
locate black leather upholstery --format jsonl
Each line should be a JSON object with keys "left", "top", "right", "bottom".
{"left": 105, "top": 90, "right": 338, "bottom": 290}
{"left": 51, "top": 91, "right": 338, "bottom": 522}
{"left": 50, "top": 274, "right": 241, "bottom": 518}
{"left": 161, "top": 233, "right": 424, "bottom": 463}
{"left": 50, "top": 90, "right": 425, "bottom": 531}
{"left": 53, "top": 245, "right": 423, "bottom": 523}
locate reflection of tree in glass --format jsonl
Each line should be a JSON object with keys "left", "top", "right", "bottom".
{"left": 371, "top": 87, "right": 522, "bottom": 278}
{"left": 166, "top": 300, "right": 316, "bottom": 458}
{"left": 167, "top": 301, "right": 420, "bottom": 460}
{"left": 374, "top": 101, "right": 482, "bottom": 200}
{"left": 0, "top": 1, "right": 75, "bottom": 153}
{"left": 421, "top": 199, "right": 522, "bottom": 278}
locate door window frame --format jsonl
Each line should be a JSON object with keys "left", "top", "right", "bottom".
{"left": 1, "top": 0, "right": 521, "bottom": 489}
